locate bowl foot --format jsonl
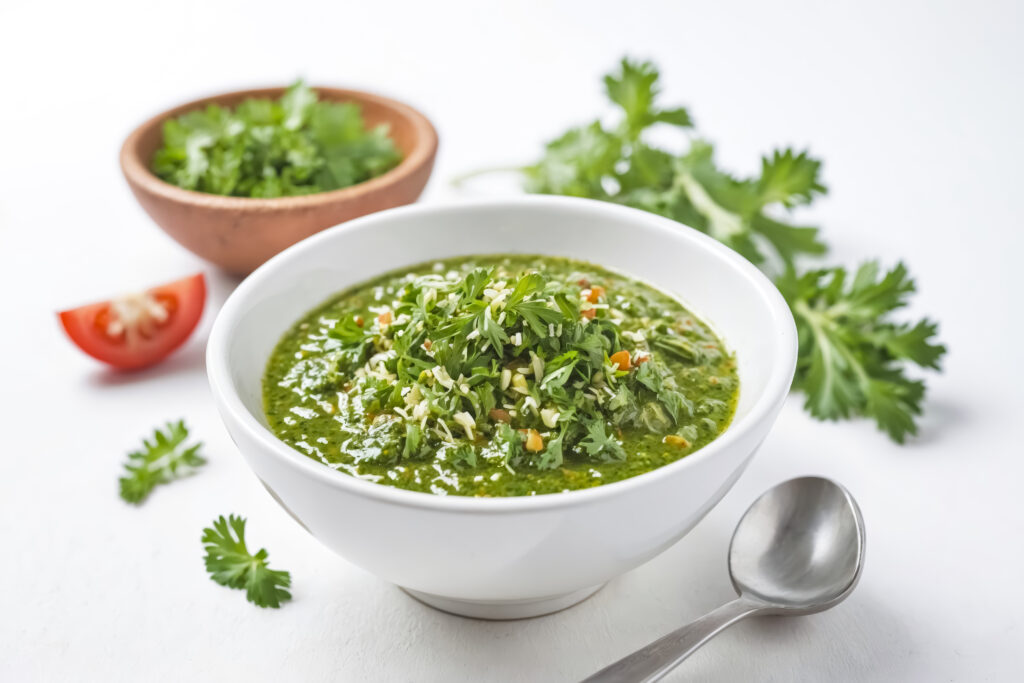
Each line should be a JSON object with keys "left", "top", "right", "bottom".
{"left": 400, "top": 583, "right": 604, "bottom": 620}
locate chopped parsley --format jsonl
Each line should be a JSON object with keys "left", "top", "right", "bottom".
{"left": 312, "top": 263, "right": 717, "bottom": 473}
{"left": 152, "top": 80, "right": 402, "bottom": 198}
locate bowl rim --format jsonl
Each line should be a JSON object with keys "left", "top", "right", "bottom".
{"left": 207, "top": 196, "right": 797, "bottom": 513}
{"left": 119, "top": 84, "right": 439, "bottom": 210}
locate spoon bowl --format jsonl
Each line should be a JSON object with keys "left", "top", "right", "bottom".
{"left": 583, "top": 476, "right": 866, "bottom": 682}
{"left": 729, "top": 476, "right": 865, "bottom": 613}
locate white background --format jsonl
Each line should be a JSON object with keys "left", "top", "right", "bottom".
{"left": 2, "top": 0, "right": 1021, "bottom": 680}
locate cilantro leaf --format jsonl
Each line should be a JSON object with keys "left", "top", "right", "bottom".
{"left": 512, "top": 299, "right": 562, "bottom": 336}
{"left": 578, "top": 418, "right": 627, "bottom": 462}
{"left": 281, "top": 80, "right": 317, "bottom": 130}
{"left": 537, "top": 433, "right": 564, "bottom": 470}
{"left": 449, "top": 443, "right": 478, "bottom": 469}
{"left": 202, "top": 515, "right": 292, "bottom": 609}
{"left": 119, "top": 420, "right": 205, "bottom": 504}
{"left": 750, "top": 214, "right": 827, "bottom": 267}
{"left": 604, "top": 58, "right": 693, "bottom": 138}
{"left": 471, "top": 304, "right": 509, "bottom": 350}
{"left": 878, "top": 319, "right": 945, "bottom": 369}
{"left": 540, "top": 357, "right": 578, "bottom": 390}
{"left": 495, "top": 423, "right": 526, "bottom": 471}
{"left": 330, "top": 314, "right": 369, "bottom": 344}
{"left": 460, "top": 267, "right": 494, "bottom": 302}
{"left": 676, "top": 140, "right": 828, "bottom": 269}
{"left": 505, "top": 272, "right": 545, "bottom": 307}
{"left": 756, "top": 149, "right": 827, "bottom": 208}
{"left": 523, "top": 122, "right": 621, "bottom": 198}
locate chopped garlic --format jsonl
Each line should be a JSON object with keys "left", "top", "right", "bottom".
{"left": 431, "top": 365, "right": 455, "bottom": 390}
{"left": 522, "top": 396, "right": 539, "bottom": 415}
{"left": 436, "top": 418, "right": 454, "bottom": 442}
{"left": 452, "top": 412, "right": 476, "bottom": 440}
{"left": 530, "top": 351, "right": 545, "bottom": 381}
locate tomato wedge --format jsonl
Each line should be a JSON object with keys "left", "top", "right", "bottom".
{"left": 59, "top": 273, "right": 206, "bottom": 370}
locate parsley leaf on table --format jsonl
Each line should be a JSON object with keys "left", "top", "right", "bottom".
{"left": 465, "top": 56, "right": 947, "bottom": 442}
{"left": 522, "top": 61, "right": 828, "bottom": 272}
{"left": 201, "top": 515, "right": 292, "bottom": 608}
{"left": 778, "top": 262, "right": 945, "bottom": 443}
{"left": 118, "top": 420, "right": 205, "bottom": 504}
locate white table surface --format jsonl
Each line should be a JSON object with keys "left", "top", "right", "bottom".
{"left": 3, "top": 0, "right": 1022, "bottom": 680}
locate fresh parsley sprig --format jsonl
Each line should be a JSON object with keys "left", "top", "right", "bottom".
{"left": 521, "top": 60, "right": 828, "bottom": 273}
{"left": 778, "top": 262, "right": 945, "bottom": 442}
{"left": 202, "top": 515, "right": 292, "bottom": 608}
{"left": 118, "top": 420, "right": 206, "bottom": 504}
{"left": 460, "top": 57, "right": 946, "bottom": 443}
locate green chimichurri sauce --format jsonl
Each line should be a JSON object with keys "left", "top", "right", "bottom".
{"left": 263, "top": 255, "right": 738, "bottom": 497}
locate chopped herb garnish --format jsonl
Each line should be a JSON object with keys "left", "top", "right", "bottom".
{"left": 265, "top": 256, "right": 739, "bottom": 496}
{"left": 118, "top": 420, "right": 205, "bottom": 504}
{"left": 202, "top": 515, "right": 292, "bottom": 608}
{"left": 319, "top": 265, "right": 709, "bottom": 471}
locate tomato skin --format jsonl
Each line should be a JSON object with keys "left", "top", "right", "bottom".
{"left": 59, "top": 273, "right": 206, "bottom": 370}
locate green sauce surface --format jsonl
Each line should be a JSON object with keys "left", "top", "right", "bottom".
{"left": 263, "top": 255, "right": 738, "bottom": 497}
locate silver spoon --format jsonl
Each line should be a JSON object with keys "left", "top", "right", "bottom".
{"left": 583, "top": 476, "right": 865, "bottom": 682}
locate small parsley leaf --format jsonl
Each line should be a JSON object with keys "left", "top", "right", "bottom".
{"left": 578, "top": 418, "right": 628, "bottom": 463}
{"left": 604, "top": 58, "right": 693, "bottom": 138}
{"left": 118, "top": 420, "right": 205, "bottom": 504}
{"left": 202, "top": 515, "right": 292, "bottom": 609}
{"left": 756, "top": 149, "right": 827, "bottom": 208}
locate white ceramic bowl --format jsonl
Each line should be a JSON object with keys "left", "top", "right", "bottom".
{"left": 207, "top": 196, "right": 797, "bottom": 619}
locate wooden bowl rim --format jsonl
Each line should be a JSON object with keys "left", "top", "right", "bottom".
{"left": 120, "top": 85, "right": 438, "bottom": 210}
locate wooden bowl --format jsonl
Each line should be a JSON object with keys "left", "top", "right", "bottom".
{"left": 120, "top": 86, "right": 438, "bottom": 274}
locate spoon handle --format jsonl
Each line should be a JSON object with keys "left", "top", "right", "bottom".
{"left": 581, "top": 597, "right": 762, "bottom": 683}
